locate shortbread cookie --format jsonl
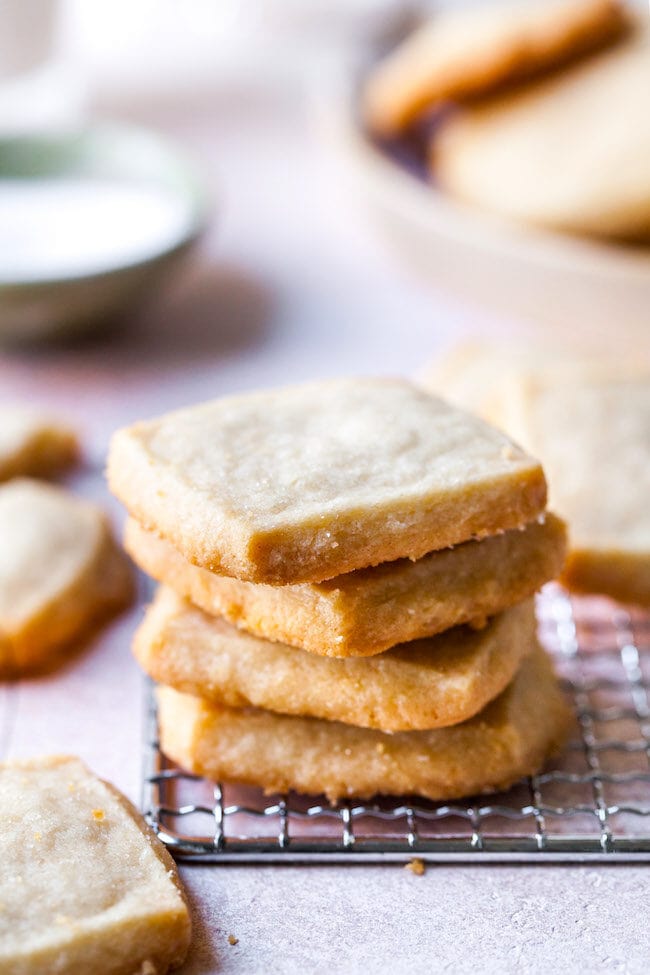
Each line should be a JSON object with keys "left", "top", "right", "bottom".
{"left": 108, "top": 379, "right": 546, "bottom": 585}
{"left": 434, "top": 38, "right": 650, "bottom": 241}
{"left": 0, "top": 479, "right": 133, "bottom": 674}
{"left": 419, "top": 340, "right": 561, "bottom": 422}
{"left": 0, "top": 755, "right": 190, "bottom": 975}
{"left": 363, "top": 0, "right": 628, "bottom": 136}
{"left": 420, "top": 340, "right": 633, "bottom": 423}
{"left": 137, "top": 590, "right": 536, "bottom": 731}
{"left": 423, "top": 346, "right": 650, "bottom": 605}
{"left": 158, "top": 645, "right": 570, "bottom": 802}
{"left": 499, "top": 368, "right": 650, "bottom": 606}
{"left": 0, "top": 405, "right": 78, "bottom": 481}
{"left": 126, "top": 514, "right": 565, "bottom": 657}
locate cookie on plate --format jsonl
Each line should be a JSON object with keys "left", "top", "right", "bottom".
{"left": 136, "top": 590, "right": 536, "bottom": 732}
{"left": 0, "top": 479, "right": 133, "bottom": 674}
{"left": 0, "top": 405, "right": 78, "bottom": 481}
{"left": 0, "top": 755, "right": 190, "bottom": 975}
{"left": 363, "top": 0, "right": 629, "bottom": 136}
{"left": 434, "top": 37, "right": 650, "bottom": 241}
{"left": 126, "top": 514, "right": 566, "bottom": 657}
{"left": 108, "top": 379, "right": 546, "bottom": 585}
{"left": 157, "top": 645, "right": 570, "bottom": 802}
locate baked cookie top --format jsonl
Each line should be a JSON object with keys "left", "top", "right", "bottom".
{"left": 422, "top": 345, "right": 650, "bottom": 605}
{"left": 0, "top": 478, "right": 132, "bottom": 672}
{"left": 502, "top": 368, "right": 650, "bottom": 556}
{"left": 363, "top": 0, "right": 628, "bottom": 136}
{"left": 0, "top": 755, "right": 190, "bottom": 975}
{"left": 108, "top": 378, "right": 546, "bottom": 584}
{"left": 434, "top": 37, "right": 650, "bottom": 241}
{"left": 0, "top": 405, "right": 78, "bottom": 481}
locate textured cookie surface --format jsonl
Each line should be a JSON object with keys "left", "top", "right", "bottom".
{"left": 363, "top": 0, "right": 628, "bottom": 135}
{"left": 137, "top": 590, "right": 536, "bottom": 731}
{"left": 127, "top": 514, "right": 565, "bottom": 657}
{"left": 158, "top": 646, "right": 570, "bottom": 802}
{"left": 500, "top": 369, "right": 650, "bottom": 606}
{"left": 423, "top": 345, "right": 650, "bottom": 605}
{"left": 419, "top": 340, "right": 560, "bottom": 422}
{"left": 0, "top": 405, "right": 78, "bottom": 481}
{"left": 108, "top": 379, "right": 546, "bottom": 584}
{"left": 0, "top": 755, "right": 190, "bottom": 975}
{"left": 0, "top": 479, "right": 133, "bottom": 674}
{"left": 434, "top": 38, "right": 650, "bottom": 241}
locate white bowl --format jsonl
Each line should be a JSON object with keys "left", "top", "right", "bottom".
{"left": 0, "top": 124, "right": 208, "bottom": 343}
{"left": 320, "top": 69, "right": 650, "bottom": 353}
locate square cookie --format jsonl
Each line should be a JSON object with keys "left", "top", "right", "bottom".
{"left": 0, "top": 479, "right": 133, "bottom": 674}
{"left": 0, "top": 755, "right": 190, "bottom": 975}
{"left": 423, "top": 346, "right": 650, "bottom": 605}
{"left": 501, "top": 368, "right": 650, "bottom": 606}
{"left": 108, "top": 379, "right": 546, "bottom": 584}
{"left": 157, "top": 645, "right": 570, "bottom": 803}
{"left": 0, "top": 405, "right": 78, "bottom": 481}
{"left": 126, "top": 514, "right": 565, "bottom": 656}
{"left": 136, "top": 589, "right": 536, "bottom": 732}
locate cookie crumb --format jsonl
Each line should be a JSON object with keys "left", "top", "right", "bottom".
{"left": 228, "top": 934, "right": 239, "bottom": 946}
{"left": 405, "top": 858, "right": 426, "bottom": 876}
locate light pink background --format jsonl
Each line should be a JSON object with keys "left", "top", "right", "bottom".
{"left": 2, "top": 86, "right": 648, "bottom": 975}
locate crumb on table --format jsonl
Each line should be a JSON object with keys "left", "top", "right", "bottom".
{"left": 228, "top": 934, "right": 239, "bottom": 946}
{"left": 404, "top": 858, "right": 426, "bottom": 876}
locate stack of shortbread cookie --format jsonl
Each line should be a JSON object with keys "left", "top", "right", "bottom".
{"left": 109, "top": 379, "right": 569, "bottom": 802}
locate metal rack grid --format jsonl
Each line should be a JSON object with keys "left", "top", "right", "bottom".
{"left": 142, "top": 585, "right": 650, "bottom": 862}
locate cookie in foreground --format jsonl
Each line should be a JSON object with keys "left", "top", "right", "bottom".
{"left": 157, "top": 645, "right": 571, "bottom": 802}
{"left": 0, "top": 478, "right": 133, "bottom": 674}
{"left": 137, "top": 590, "right": 536, "bottom": 732}
{"left": 108, "top": 378, "right": 546, "bottom": 585}
{"left": 363, "top": 0, "right": 628, "bottom": 136}
{"left": 126, "top": 513, "right": 566, "bottom": 657}
{"left": 0, "top": 755, "right": 190, "bottom": 975}
{"left": 0, "top": 405, "right": 78, "bottom": 481}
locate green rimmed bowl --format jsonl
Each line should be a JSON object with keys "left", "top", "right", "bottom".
{"left": 0, "top": 124, "right": 209, "bottom": 343}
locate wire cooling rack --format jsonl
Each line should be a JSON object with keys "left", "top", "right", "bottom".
{"left": 142, "top": 585, "right": 650, "bottom": 862}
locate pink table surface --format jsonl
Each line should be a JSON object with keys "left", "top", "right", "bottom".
{"left": 2, "top": 87, "right": 648, "bottom": 975}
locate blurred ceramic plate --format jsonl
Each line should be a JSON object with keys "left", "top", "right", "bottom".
{"left": 0, "top": 123, "right": 208, "bottom": 343}
{"left": 320, "top": 61, "right": 650, "bottom": 351}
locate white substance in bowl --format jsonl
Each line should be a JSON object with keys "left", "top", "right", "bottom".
{"left": 0, "top": 178, "right": 192, "bottom": 283}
